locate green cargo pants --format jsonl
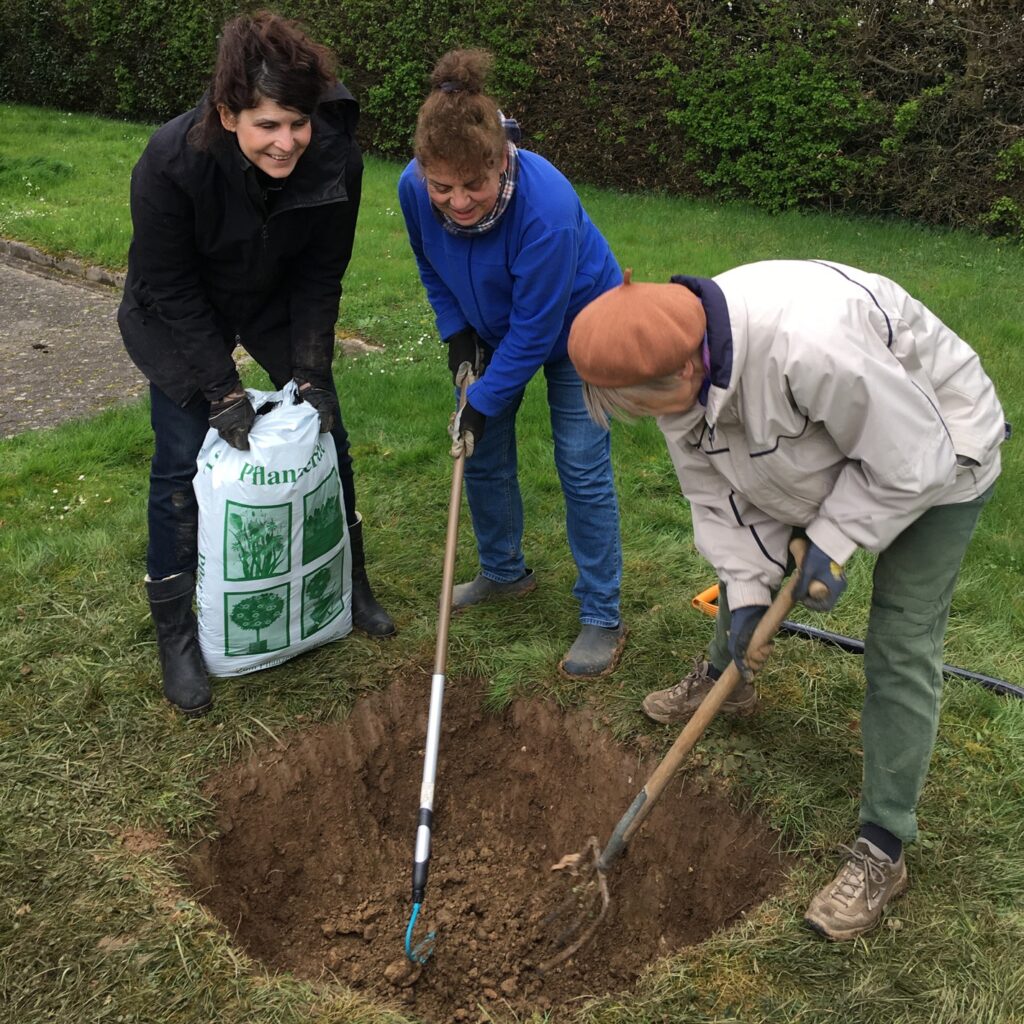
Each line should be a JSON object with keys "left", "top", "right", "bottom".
{"left": 706, "top": 486, "right": 994, "bottom": 843}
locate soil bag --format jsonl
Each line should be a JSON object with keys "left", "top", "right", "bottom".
{"left": 194, "top": 381, "right": 352, "bottom": 677}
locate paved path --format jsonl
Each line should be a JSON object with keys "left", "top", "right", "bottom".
{"left": 0, "top": 243, "right": 378, "bottom": 442}
{"left": 0, "top": 255, "right": 146, "bottom": 439}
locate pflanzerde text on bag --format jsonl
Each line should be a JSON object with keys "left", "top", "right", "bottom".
{"left": 238, "top": 440, "right": 328, "bottom": 486}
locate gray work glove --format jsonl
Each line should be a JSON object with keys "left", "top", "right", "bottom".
{"left": 209, "top": 390, "right": 256, "bottom": 450}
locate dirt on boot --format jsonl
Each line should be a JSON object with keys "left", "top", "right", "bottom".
{"left": 185, "top": 672, "right": 789, "bottom": 1022}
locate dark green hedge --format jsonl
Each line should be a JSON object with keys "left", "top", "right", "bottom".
{"left": 1, "top": 0, "right": 1021, "bottom": 238}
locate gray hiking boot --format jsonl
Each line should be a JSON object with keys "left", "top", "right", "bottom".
{"left": 558, "top": 623, "right": 628, "bottom": 678}
{"left": 451, "top": 569, "right": 536, "bottom": 611}
{"left": 641, "top": 658, "right": 756, "bottom": 725}
{"left": 804, "top": 838, "right": 909, "bottom": 941}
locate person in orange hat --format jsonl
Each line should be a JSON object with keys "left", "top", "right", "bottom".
{"left": 568, "top": 259, "right": 1006, "bottom": 941}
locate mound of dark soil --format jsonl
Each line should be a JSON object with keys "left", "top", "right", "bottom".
{"left": 187, "top": 674, "right": 788, "bottom": 1021}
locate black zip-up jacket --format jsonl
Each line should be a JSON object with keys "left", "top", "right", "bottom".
{"left": 118, "top": 83, "right": 361, "bottom": 405}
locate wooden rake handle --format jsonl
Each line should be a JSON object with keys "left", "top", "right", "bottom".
{"left": 433, "top": 368, "right": 474, "bottom": 677}
{"left": 597, "top": 538, "right": 807, "bottom": 870}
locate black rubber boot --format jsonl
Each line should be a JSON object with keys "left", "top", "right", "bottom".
{"left": 558, "top": 623, "right": 628, "bottom": 678}
{"left": 451, "top": 570, "right": 536, "bottom": 610}
{"left": 348, "top": 514, "right": 397, "bottom": 637}
{"left": 146, "top": 573, "right": 212, "bottom": 717}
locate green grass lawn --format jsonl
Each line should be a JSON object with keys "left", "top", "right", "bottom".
{"left": 1, "top": 103, "right": 1023, "bottom": 1024}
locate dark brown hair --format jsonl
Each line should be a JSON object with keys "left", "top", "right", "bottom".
{"left": 413, "top": 49, "right": 507, "bottom": 175}
{"left": 189, "top": 10, "right": 336, "bottom": 150}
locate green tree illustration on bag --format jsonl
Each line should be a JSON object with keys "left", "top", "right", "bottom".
{"left": 225, "top": 502, "right": 291, "bottom": 580}
{"left": 303, "top": 470, "right": 343, "bottom": 565}
{"left": 307, "top": 567, "right": 336, "bottom": 625}
{"left": 302, "top": 554, "right": 343, "bottom": 639}
{"left": 229, "top": 591, "right": 286, "bottom": 655}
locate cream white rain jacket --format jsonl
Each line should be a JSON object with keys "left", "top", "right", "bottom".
{"left": 657, "top": 260, "right": 1006, "bottom": 610}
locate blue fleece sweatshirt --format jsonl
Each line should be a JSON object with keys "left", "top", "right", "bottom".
{"left": 398, "top": 150, "right": 622, "bottom": 416}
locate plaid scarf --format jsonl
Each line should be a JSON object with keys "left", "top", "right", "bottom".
{"left": 438, "top": 138, "right": 519, "bottom": 238}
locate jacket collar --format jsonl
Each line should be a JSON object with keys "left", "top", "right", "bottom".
{"left": 669, "top": 275, "right": 734, "bottom": 401}
{"left": 204, "top": 83, "right": 357, "bottom": 215}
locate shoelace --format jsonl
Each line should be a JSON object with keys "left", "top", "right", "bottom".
{"left": 830, "top": 844, "right": 889, "bottom": 910}
{"left": 669, "top": 657, "right": 711, "bottom": 698}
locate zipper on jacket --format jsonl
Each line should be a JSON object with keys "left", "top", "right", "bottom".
{"left": 465, "top": 238, "right": 495, "bottom": 338}
{"left": 267, "top": 194, "right": 345, "bottom": 220}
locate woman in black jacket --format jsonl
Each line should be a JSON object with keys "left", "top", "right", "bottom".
{"left": 119, "top": 11, "right": 394, "bottom": 717}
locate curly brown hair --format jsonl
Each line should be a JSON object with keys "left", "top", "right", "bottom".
{"left": 188, "top": 10, "right": 336, "bottom": 150}
{"left": 413, "top": 49, "right": 507, "bottom": 175}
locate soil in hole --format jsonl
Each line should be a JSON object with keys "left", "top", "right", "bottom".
{"left": 187, "top": 674, "right": 788, "bottom": 1022}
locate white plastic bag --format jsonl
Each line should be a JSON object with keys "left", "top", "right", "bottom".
{"left": 194, "top": 381, "right": 352, "bottom": 677}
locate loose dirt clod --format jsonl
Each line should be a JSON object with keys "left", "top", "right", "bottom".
{"left": 186, "top": 674, "right": 788, "bottom": 1022}
{"left": 384, "top": 958, "right": 422, "bottom": 988}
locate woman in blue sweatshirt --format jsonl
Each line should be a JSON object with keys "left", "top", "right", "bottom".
{"left": 398, "top": 49, "right": 626, "bottom": 677}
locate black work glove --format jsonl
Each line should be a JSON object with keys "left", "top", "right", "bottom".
{"left": 209, "top": 390, "right": 256, "bottom": 450}
{"left": 444, "top": 327, "right": 486, "bottom": 385}
{"left": 448, "top": 398, "right": 486, "bottom": 459}
{"left": 294, "top": 378, "right": 339, "bottom": 433}
{"left": 728, "top": 604, "right": 771, "bottom": 682}
{"left": 793, "top": 541, "right": 847, "bottom": 612}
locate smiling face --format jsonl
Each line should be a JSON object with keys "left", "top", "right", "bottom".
{"left": 423, "top": 158, "right": 507, "bottom": 227}
{"left": 218, "top": 97, "right": 312, "bottom": 178}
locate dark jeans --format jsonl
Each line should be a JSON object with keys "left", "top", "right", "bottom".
{"left": 146, "top": 382, "right": 356, "bottom": 580}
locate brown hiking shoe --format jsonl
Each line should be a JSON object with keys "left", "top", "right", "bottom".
{"left": 804, "top": 839, "right": 909, "bottom": 941}
{"left": 641, "top": 658, "right": 756, "bottom": 725}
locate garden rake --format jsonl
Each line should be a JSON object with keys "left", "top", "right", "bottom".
{"left": 538, "top": 539, "right": 816, "bottom": 971}
{"left": 404, "top": 362, "right": 477, "bottom": 966}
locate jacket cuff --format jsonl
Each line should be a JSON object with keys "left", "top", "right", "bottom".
{"left": 203, "top": 374, "right": 243, "bottom": 403}
{"left": 723, "top": 581, "right": 773, "bottom": 610}
{"left": 437, "top": 313, "right": 469, "bottom": 340}
{"left": 291, "top": 365, "right": 334, "bottom": 391}
{"left": 805, "top": 518, "right": 858, "bottom": 566}
{"left": 465, "top": 380, "right": 506, "bottom": 417}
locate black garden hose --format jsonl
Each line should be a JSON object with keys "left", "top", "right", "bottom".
{"left": 690, "top": 585, "right": 1022, "bottom": 700}
{"left": 777, "top": 620, "right": 1024, "bottom": 700}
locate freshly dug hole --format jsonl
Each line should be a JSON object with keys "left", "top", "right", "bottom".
{"left": 187, "top": 674, "right": 787, "bottom": 1021}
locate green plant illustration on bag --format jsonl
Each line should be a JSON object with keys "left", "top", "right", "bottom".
{"left": 224, "top": 501, "right": 291, "bottom": 580}
{"left": 303, "top": 469, "right": 343, "bottom": 565}
{"left": 301, "top": 549, "right": 345, "bottom": 639}
{"left": 225, "top": 584, "right": 289, "bottom": 656}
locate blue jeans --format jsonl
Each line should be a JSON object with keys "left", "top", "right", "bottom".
{"left": 461, "top": 356, "right": 622, "bottom": 627}
{"left": 146, "top": 383, "right": 356, "bottom": 580}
